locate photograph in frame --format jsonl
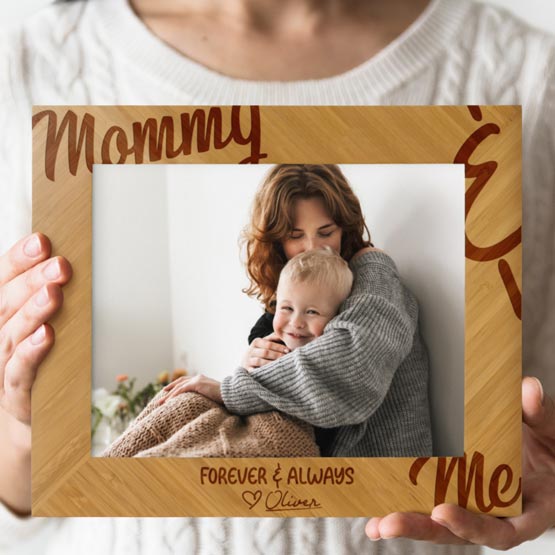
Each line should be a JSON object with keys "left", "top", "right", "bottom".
{"left": 90, "top": 163, "right": 465, "bottom": 462}
{"left": 31, "top": 105, "right": 522, "bottom": 517}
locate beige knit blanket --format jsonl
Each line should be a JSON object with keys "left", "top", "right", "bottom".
{"left": 102, "top": 390, "right": 319, "bottom": 458}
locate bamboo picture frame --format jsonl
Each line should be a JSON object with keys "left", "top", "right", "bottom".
{"left": 32, "top": 105, "right": 522, "bottom": 517}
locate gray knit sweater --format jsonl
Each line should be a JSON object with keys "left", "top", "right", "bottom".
{"left": 221, "top": 251, "right": 433, "bottom": 457}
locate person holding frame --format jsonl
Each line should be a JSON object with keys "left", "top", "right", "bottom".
{"left": 0, "top": 0, "right": 554, "bottom": 554}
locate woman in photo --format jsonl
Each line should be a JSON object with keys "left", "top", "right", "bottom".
{"left": 161, "top": 164, "right": 433, "bottom": 458}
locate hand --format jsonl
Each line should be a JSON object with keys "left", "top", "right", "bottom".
{"left": 365, "top": 377, "right": 555, "bottom": 549}
{"left": 0, "top": 233, "right": 72, "bottom": 439}
{"left": 158, "top": 374, "right": 223, "bottom": 405}
{"left": 241, "top": 332, "right": 290, "bottom": 371}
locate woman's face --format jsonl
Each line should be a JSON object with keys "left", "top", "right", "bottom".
{"left": 281, "top": 197, "right": 342, "bottom": 260}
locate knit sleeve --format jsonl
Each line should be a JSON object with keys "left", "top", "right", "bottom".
{"left": 221, "top": 251, "right": 418, "bottom": 428}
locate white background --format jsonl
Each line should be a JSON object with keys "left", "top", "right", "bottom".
{"left": 93, "top": 164, "right": 465, "bottom": 457}
{"left": 3, "top": 1, "right": 554, "bottom": 553}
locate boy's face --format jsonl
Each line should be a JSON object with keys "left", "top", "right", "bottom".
{"left": 273, "top": 277, "right": 344, "bottom": 350}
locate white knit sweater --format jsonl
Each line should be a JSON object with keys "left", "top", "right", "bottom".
{"left": 1, "top": 0, "right": 554, "bottom": 554}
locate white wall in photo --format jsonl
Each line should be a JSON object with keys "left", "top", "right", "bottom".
{"left": 165, "top": 165, "right": 268, "bottom": 376}
{"left": 92, "top": 165, "right": 175, "bottom": 392}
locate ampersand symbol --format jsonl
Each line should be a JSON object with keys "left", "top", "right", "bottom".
{"left": 273, "top": 463, "right": 282, "bottom": 489}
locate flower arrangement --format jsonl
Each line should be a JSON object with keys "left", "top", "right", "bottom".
{"left": 91, "top": 369, "right": 188, "bottom": 439}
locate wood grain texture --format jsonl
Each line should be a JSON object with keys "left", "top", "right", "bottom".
{"left": 32, "top": 106, "right": 521, "bottom": 517}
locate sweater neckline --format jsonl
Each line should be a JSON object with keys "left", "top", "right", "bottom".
{"left": 97, "top": 0, "right": 471, "bottom": 103}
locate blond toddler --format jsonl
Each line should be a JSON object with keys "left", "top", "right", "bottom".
{"left": 272, "top": 247, "right": 353, "bottom": 351}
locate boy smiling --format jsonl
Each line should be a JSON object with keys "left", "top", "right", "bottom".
{"left": 273, "top": 247, "right": 353, "bottom": 351}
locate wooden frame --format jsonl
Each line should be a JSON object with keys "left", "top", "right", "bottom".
{"left": 32, "top": 105, "right": 522, "bottom": 517}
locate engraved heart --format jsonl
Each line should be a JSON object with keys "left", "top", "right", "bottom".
{"left": 242, "top": 489, "right": 262, "bottom": 510}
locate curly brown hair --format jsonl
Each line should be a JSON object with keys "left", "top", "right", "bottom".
{"left": 242, "top": 164, "right": 372, "bottom": 311}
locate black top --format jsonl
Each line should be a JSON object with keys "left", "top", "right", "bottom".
{"left": 248, "top": 311, "right": 337, "bottom": 455}
{"left": 247, "top": 311, "right": 275, "bottom": 345}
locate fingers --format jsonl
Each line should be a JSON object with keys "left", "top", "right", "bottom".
{"left": 159, "top": 375, "right": 196, "bottom": 404}
{"left": 263, "top": 332, "right": 284, "bottom": 342}
{"left": 253, "top": 336, "right": 290, "bottom": 354}
{"left": 251, "top": 348, "right": 285, "bottom": 363}
{"left": 367, "top": 488, "right": 554, "bottom": 549}
{"left": 162, "top": 375, "right": 187, "bottom": 393}
{"left": 522, "top": 377, "right": 555, "bottom": 440}
{"left": 0, "top": 233, "right": 72, "bottom": 429}
{"left": 1, "top": 324, "right": 55, "bottom": 426}
{"left": 365, "top": 517, "right": 381, "bottom": 540}
{"left": 158, "top": 374, "right": 223, "bottom": 405}
{"left": 429, "top": 503, "right": 532, "bottom": 550}
{"left": 366, "top": 505, "right": 532, "bottom": 550}
{"left": 0, "top": 255, "right": 72, "bottom": 329}
{"left": 243, "top": 338, "right": 290, "bottom": 370}
{"left": 0, "top": 233, "right": 51, "bottom": 286}
{"left": 365, "top": 512, "right": 472, "bottom": 544}
{"left": 430, "top": 499, "right": 554, "bottom": 550}
{"left": 0, "top": 283, "right": 63, "bottom": 386}
{"left": 159, "top": 385, "right": 188, "bottom": 404}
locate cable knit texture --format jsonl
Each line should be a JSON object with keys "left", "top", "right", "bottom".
{"left": 1, "top": 0, "right": 555, "bottom": 554}
{"left": 102, "top": 391, "right": 319, "bottom": 458}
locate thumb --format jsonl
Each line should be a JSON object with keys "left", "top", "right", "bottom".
{"left": 522, "top": 377, "right": 555, "bottom": 438}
